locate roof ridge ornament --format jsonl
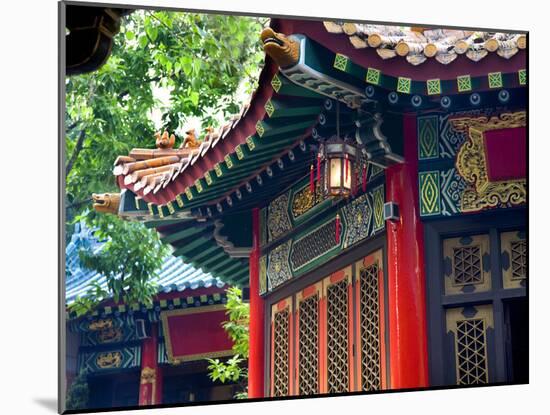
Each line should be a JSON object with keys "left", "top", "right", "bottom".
{"left": 261, "top": 27, "right": 300, "bottom": 68}
{"left": 92, "top": 192, "right": 121, "bottom": 214}
{"left": 155, "top": 130, "right": 176, "bottom": 149}
{"left": 322, "top": 21, "right": 526, "bottom": 65}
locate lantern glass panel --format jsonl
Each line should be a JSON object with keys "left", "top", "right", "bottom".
{"left": 329, "top": 158, "right": 342, "bottom": 192}
{"left": 343, "top": 159, "right": 352, "bottom": 190}
{"left": 328, "top": 157, "right": 353, "bottom": 195}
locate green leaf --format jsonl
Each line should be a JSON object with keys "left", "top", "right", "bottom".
{"left": 190, "top": 91, "right": 199, "bottom": 106}
{"left": 146, "top": 25, "right": 158, "bottom": 42}
{"left": 125, "top": 31, "right": 135, "bottom": 40}
{"left": 193, "top": 59, "right": 201, "bottom": 75}
{"left": 138, "top": 35, "right": 148, "bottom": 48}
{"left": 181, "top": 56, "right": 192, "bottom": 76}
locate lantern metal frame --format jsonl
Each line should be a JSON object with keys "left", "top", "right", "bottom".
{"left": 319, "top": 100, "right": 359, "bottom": 199}
{"left": 323, "top": 136, "right": 358, "bottom": 198}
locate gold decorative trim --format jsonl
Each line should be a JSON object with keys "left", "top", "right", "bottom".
{"left": 160, "top": 305, "right": 232, "bottom": 364}
{"left": 453, "top": 112, "right": 526, "bottom": 212}
{"left": 259, "top": 255, "right": 267, "bottom": 294}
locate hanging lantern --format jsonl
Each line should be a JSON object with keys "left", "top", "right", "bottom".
{"left": 324, "top": 136, "right": 357, "bottom": 198}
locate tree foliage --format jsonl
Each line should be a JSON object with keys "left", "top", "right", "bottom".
{"left": 65, "top": 370, "right": 90, "bottom": 410}
{"left": 206, "top": 287, "right": 250, "bottom": 399}
{"left": 66, "top": 10, "right": 266, "bottom": 214}
{"left": 68, "top": 214, "right": 170, "bottom": 317}
{"left": 65, "top": 10, "right": 266, "bottom": 313}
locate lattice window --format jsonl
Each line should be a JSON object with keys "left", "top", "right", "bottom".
{"left": 326, "top": 280, "right": 349, "bottom": 393}
{"left": 453, "top": 246, "right": 483, "bottom": 285}
{"left": 272, "top": 309, "right": 290, "bottom": 397}
{"left": 444, "top": 235, "right": 491, "bottom": 294}
{"left": 455, "top": 319, "right": 489, "bottom": 385}
{"left": 290, "top": 219, "right": 338, "bottom": 270}
{"left": 298, "top": 295, "right": 319, "bottom": 395}
{"left": 501, "top": 231, "right": 526, "bottom": 289}
{"left": 511, "top": 240, "right": 527, "bottom": 280}
{"left": 359, "top": 263, "right": 381, "bottom": 391}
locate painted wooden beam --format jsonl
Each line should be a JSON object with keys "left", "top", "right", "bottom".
{"left": 265, "top": 98, "right": 323, "bottom": 119}
{"left": 271, "top": 72, "right": 325, "bottom": 99}
{"left": 160, "top": 224, "right": 212, "bottom": 245}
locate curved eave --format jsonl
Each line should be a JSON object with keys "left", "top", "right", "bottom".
{"left": 118, "top": 58, "right": 280, "bottom": 206}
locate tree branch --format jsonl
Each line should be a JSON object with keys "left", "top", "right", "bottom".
{"left": 66, "top": 129, "right": 86, "bottom": 176}
{"left": 66, "top": 121, "right": 79, "bottom": 132}
{"left": 117, "top": 75, "right": 162, "bottom": 100}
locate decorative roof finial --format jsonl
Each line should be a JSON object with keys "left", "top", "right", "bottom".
{"left": 92, "top": 193, "right": 121, "bottom": 214}
{"left": 180, "top": 129, "right": 200, "bottom": 149}
{"left": 155, "top": 130, "right": 176, "bottom": 149}
{"left": 261, "top": 27, "right": 300, "bottom": 68}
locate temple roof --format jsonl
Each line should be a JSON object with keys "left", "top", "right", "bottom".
{"left": 65, "top": 221, "right": 226, "bottom": 304}
{"left": 114, "top": 108, "right": 251, "bottom": 205}
{"left": 322, "top": 22, "right": 526, "bottom": 66}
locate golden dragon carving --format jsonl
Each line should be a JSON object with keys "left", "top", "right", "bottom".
{"left": 261, "top": 27, "right": 300, "bottom": 68}
{"left": 92, "top": 193, "right": 121, "bottom": 214}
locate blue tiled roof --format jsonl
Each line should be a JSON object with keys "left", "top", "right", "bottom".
{"left": 65, "top": 221, "right": 225, "bottom": 304}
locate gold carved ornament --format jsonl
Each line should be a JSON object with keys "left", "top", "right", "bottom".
{"left": 96, "top": 351, "right": 122, "bottom": 369}
{"left": 453, "top": 112, "right": 526, "bottom": 212}
{"left": 98, "top": 327, "right": 123, "bottom": 343}
{"left": 88, "top": 318, "right": 113, "bottom": 331}
{"left": 140, "top": 367, "right": 157, "bottom": 384}
{"left": 140, "top": 367, "right": 157, "bottom": 405}
{"left": 260, "top": 27, "right": 300, "bottom": 68}
{"left": 92, "top": 193, "right": 121, "bottom": 215}
{"left": 292, "top": 182, "right": 324, "bottom": 218}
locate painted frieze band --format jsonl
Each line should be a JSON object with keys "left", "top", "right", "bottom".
{"left": 418, "top": 110, "right": 526, "bottom": 218}
{"left": 262, "top": 180, "right": 385, "bottom": 293}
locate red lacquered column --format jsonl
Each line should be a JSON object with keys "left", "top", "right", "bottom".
{"left": 385, "top": 113, "right": 429, "bottom": 389}
{"left": 139, "top": 323, "right": 161, "bottom": 405}
{"left": 248, "top": 207, "right": 265, "bottom": 397}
